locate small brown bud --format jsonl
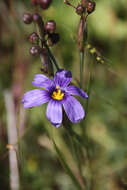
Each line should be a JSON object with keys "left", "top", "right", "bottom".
{"left": 39, "top": 0, "right": 52, "bottom": 10}
{"left": 44, "top": 20, "right": 56, "bottom": 34}
{"left": 31, "top": 0, "right": 39, "bottom": 5}
{"left": 29, "top": 45, "right": 41, "bottom": 56}
{"left": 48, "top": 33, "right": 60, "bottom": 46}
{"left": 22, "top": 13, "right": 33, "bottom": 24}
{"left": 32, "top": 13, "right": 41, "bottom": 22}
{"left": 28, "top": 32, "right": 39, "bottom": 43}
{"left": 87, "top": 1, "right": 96, "bottom": 14}
{"left": 76, "top": 4, "right": 84, "bottom": 15}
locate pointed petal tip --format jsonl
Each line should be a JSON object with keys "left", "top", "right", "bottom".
{"left": 86, "top": 94, "right": 88, "bottom": 98}
{"left": 65, "top": 85, "right": 88, "bottom": 99}
{"left": 51, "top": 122, "right": 61, "bottom": 128}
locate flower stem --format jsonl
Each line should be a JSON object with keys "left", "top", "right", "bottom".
{"left": 63, "top": 118, "right": 88, "bottom": 189}
{"left": 34, "top": 14, "right": 60, "bottom": 72}
{"left": 53, "top": 141, "right": 83, "bottom": 190}
{"left": 80, "top": 51, "right": 84, "bottom": 88}
{"left": 43, "top": 41, "right": 60, "bottom": 71}
{"left": 85, "top": 70, "right": 93, "bottom": 117}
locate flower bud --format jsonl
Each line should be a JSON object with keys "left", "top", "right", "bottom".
{"left": 32, "top": 13, "right": 40, "bottom": 22}
{"left": 22, "top": 13, "right": 33, "bottom": 24}
{"left": 29, "top": 45, "right": 41, "bottom": 56}
{"left": 28, "top": 32, "right": 39, "bottom": 43}
{"left": 44, "top": 20, "right": 56, "bottom": 34}
{"left": 48, "top": 33, "right": 60, "bottom": 46}
{"left": 76, "top": 4, "right": 84, "bottom": 15}
{"left": 32, "top": 13, "right": 44, "bottom": 37}
{"left": 87, "top": 1, "right": 96, "bottom": 14}
{"left": 32, "top": 13, "right": 44, "bottom": 38}
{"left": 39, "top": 0, "right": 52, "bottom": 10}
{"left": 31, "top": 0, "right": 39, "bottom": 5}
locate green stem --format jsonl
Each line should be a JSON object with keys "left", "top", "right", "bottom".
{"left": 43, "top": 41, "right": 60, "bottom": 71}
{"left": 64, "top": 124, "right": 82, "bottom": 173}
{"left": 80, "top": 51, "right": 84, "bottom": 88}
{"left": 35, "top": 15, "right": 60, "bottom": 72}
{"left": 85, "top": 71, "right": 93, "bottom": 117}
{"left": 53, "top": 141, "right": 83, "bottom": 190}
{"left": 63, "top": 121, "right": 88, "bottom": 189}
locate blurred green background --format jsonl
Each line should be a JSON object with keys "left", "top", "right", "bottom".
{"left": 0, "top": 0, "right": 127, "bottom": 190}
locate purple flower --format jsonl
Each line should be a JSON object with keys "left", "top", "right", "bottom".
{"left": 22, "top": 70, "right": 88, "bottom": 127}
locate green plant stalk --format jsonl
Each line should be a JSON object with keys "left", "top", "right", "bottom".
{"left": 85, "top": 71, "right": 93, "bottom": 117}
{"left": 71, "top": 135, "right": 88, "bottom": 189}
{"left": 62, "top": 110, "right": 89, "bottom": 189}
{"left": 81, "top": 59, "right": 94, "bottom": 146}
{"left": 63, "top": 116, "right": 90, "bottom": 188}
{"left": 81, "top": 60, "right": 95, "bottom": 190}
{"left": 43, "top": 41, "right": 60, "bottom": 71}
{"left": 35, "top": 18, "right": 60, "bottom": 72}
{"left": 64, "top": 124, "right": 84, "bottom": 180}
{"left": 53, "top": 141, "right": 83, "bottom": 190}
{"left": 80, "top": 51, "right": 84, "bottom": 88}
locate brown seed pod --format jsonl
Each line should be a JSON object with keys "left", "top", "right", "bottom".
{"left": 31, "top": 0, "right": 39, "bottom": 6}
{"left": 22, "top": 13, "right": 33, "bottom": 24}
{"left": 39, "top": 0, "right": 52, "bottom": 10}
{"left": 28, "top": 32, "right": 39, "bottom": 43}
{"left": 44, "top": 20, "right": 56, "bottom": 34}
{"left": 87, "top": 1, "right": 96, "bottom": 14}
{"left": 76, "top": 4, "right": 84, "bottom": 15}
{"left": 29, "top": 45, "right": 41, "bottom": 56}
{"left": 32, "top": 13, "right": 41, "bottom": 22}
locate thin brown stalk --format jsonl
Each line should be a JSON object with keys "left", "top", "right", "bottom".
{"left": 4, "top": 90, "right": 20, "bottom": 190}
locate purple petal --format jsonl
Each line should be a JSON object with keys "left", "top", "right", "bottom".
{"left": 32, "top": 74, "right": 54, "bottom": 89}
{"left": 65, "top": 85, "right": 88, "bottom": 99}
{"left": 46, "top": 100, "right": 62, "bottom": 127}
{"left": 22, "top": 89, "right": 50, "bottom": 108}
{"left": 54, "top": 69, "right": 72, "bottom": 88}
{"left": 63, "top": 96, "right": 85, "bottom": 123}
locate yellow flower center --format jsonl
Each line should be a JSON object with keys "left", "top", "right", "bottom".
{"left": 52, "top": 86, "right": 64, "bottom": 100}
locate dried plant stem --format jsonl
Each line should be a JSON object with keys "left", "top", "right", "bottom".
{"left": 78, "top": 15, "right": 87, "bottom": 88}
{"left": 81, "top": 0, "right": 88, "bottom": 8}
{"left": 4, "top": 90, "right": 20, "bottom": 190}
